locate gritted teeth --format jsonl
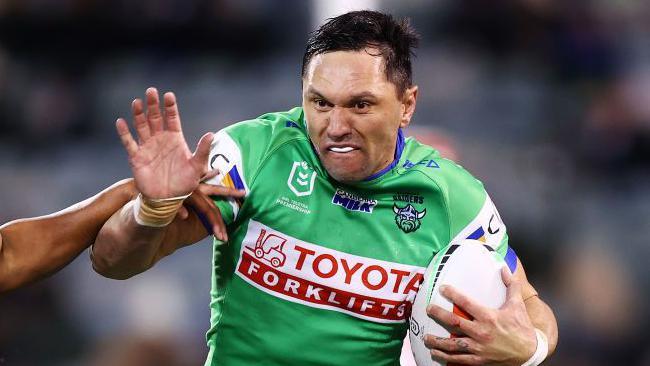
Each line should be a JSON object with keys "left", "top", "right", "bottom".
{"left": 329, "top": 146, "right": 355, "bottom": 153}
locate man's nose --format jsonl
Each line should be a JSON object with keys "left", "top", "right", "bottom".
{"left": 326, "top": 106, "right": 352, "bottom": 139}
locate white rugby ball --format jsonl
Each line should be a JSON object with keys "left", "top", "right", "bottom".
{"left": 408, "top": 240, "right": 508, "bottom": 366}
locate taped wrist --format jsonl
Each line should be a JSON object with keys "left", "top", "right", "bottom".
{"left": 521, "top": 328, "right": 549, "bottom": 366}
{"left": 132, "top": 193, "right": 190, "bottom": 227}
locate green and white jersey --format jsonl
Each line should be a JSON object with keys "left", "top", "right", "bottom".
{"left": 203, "top": 107, "right": 510, "bottom": 366}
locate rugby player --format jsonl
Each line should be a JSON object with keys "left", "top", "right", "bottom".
{"left": 0, "top": 179, "right": 243, "bottom": 293}
{"left": 92, "top": 11, "right": 558, "bottom": 365}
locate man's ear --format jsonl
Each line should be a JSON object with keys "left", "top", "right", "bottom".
{"left": 400, "top": 85, "right": 418, "bottom": 128}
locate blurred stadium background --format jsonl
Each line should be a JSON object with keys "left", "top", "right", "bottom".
{"left": 1, "top": 0, "right": 649, "bottom": 365}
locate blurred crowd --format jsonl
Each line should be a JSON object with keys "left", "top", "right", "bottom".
{"left": 0, "top": 0, "right": 649, "bottom": 365}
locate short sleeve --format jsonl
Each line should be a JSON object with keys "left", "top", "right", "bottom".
{"left": 203, "top": 129, "right": 251, "bottom": 225}
{"left": 443, "top": 163, "right": 509, "bottom": 256}
{"left": 202, "top": 109, "right": 301, "bottom": 225}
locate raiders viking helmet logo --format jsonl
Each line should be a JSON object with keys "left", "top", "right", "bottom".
{"left": 393, "top": 204, "right": 426, "bottom": 233}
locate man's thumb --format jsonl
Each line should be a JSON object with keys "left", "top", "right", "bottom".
{"left": 504, "top": 267, "right": 523, "bottom": 304}
{"left": 193, "top": 132, "right": 214, "bottom": 166}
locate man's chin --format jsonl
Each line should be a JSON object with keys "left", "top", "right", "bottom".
{"left": 323, "top": 164, "right": 368, "bottom": 183}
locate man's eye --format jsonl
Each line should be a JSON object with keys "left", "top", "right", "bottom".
{"left": 355, "top": 102, "right": 370, "bottom": 111}
{"left": 314, "top": 99, "right": 331, "bottom": 110}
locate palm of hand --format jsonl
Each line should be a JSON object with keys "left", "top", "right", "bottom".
{"left": 116, "top": 88, "right": 213, "bottom": 200}
{"left": 130, "top": 131, "right": 201, "bottom": 198}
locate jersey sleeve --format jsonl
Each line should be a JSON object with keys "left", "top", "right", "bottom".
{"left": 202, "top": 129, "right": 249, "bottom": 225}
{"left": 441, "top": 161, "right": 514, "bottom": 270}
{"left": 202, "top": 109, "right": 303, "bottom": 226}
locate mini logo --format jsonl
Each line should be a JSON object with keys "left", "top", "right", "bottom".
{"left": 402, "top": 159, "right": 440, "bottom": 169}
{"left": 332, "top": 189, "right": 377, "bottom": 213}
{"left": 210, "top": 153, "right": 230, "bottom": 170}
{"left": 252, "top": 229, "right": 288, "bottom": 268}
{"left": 409, "top": 316, "right": 421, "bottom": 336}
{"left": 487, "top": 212, "right": 502, "bottom": 235}
{"left": 393, "top": 193, "right": 424, "bottom": 205}
{"left": 287, "top": 161, "right": 317, "bottom": 197}
{"left": 393, "top": 204, "right": 427, "bottom": 233}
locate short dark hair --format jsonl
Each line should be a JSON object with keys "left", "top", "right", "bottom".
{"left": 302, "top": 10, "right": 419, "bottom": 95}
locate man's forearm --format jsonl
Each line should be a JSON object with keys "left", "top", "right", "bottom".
{"left": 91, "top": 185, "right": 223, "bottom": 280}
{"left": 525, "top": 295, "right": 558, "bottom": 357}
{"left": 91, "top": 200, "right": 169, "bottom": 280}
{"left": 0, "top": 179, "right": 136, "bottom": 292}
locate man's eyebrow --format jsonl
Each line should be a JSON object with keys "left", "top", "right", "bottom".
{"left": 306, "top": 87, "right": 325, "bottom": 98}
{"left": 349, "top": 91, "right": 378, "bottom": 100}
{"left": 305, "top": 88, "right": 379, "bottom": 105}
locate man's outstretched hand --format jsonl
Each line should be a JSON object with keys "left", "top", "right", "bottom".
{"left": 116, "top": 87, "right": 213, "bottom": 199}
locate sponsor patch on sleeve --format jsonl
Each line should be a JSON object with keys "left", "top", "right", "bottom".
{"left": 205, "top": 130, "right": 249, "bottom": 219}
{"left": 450, "top": 194, "right": 506, "bottom": 249}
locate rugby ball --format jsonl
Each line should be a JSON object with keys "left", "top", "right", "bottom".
{"left": 408, "top": 240, "right": 508, "bottom": 365}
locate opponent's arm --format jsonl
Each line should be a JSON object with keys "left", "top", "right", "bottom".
{"left": 91, "top": 197, "right": 202, "bottom": 279}
{"left": 426, "top": 258, "right": 558, "bottom": 366}
{"left": 91, "top": 87, "right": 237, "bottom": 280}
{"left": 0, "top": 179, "right": 137, "bottom": 292}
{"left": 91, "top": 182, "right": 244, "bottom": 279}
{"left": 0, "top": 178, "right": 242, "bottom": 291}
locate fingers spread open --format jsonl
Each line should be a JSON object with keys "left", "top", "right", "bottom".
{"left": 116, "top": 118, "right": 138, "bottom": 157}
{"left": 145, "top": 87, "right": 163, "bottom": 133}
{"left": 131, "top": 98, "right": 150, "bottom": 143}
{"left": 163, "top": 92, "right": 182, "bottom": 132}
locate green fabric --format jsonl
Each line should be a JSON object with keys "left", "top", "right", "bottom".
{"left": 204, "top": 108, "right": 508, "bottom": 365}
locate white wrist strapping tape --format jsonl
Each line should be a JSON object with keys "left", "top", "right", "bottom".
{"left": 132, "top": 193, "right": 190, "bottom": 227}
{"left": 521, "top": 328, "right": 549, "bottom": 366}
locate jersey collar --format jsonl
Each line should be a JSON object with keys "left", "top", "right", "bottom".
{"left": 362, "top": 128, "right": 405, "bottom": 181}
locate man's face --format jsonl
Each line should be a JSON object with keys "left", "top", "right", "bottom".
{"left": 302, "top": 48, "right": 417, "bottom": 183}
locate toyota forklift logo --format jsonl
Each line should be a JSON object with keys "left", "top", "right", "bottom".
{"left": 236, "top": 221, "right": 426, "bottom": 324}
{"left": 253, "top": 229, "right": 287, "bottom": 268}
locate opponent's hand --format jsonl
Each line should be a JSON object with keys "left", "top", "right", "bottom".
{"left": 180, "top": 183, "right": 245, "bottom": 241}
{"left": 116, "top": 87, "right": 213, "bottom": 199}
{"left": 424, "top": 267, "right": 537, "bottom": 365}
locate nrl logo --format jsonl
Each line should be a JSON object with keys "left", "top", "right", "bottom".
{"left": 409, "top": 316, "right": 421, "bottom": 336}
{"left": 393, "top": 204, "right": 426, "bottom": 233}
{"left": 287, "top": 161, "right": 317, "bottom": 197}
